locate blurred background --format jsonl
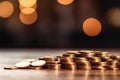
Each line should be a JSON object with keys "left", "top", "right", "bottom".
{"left": 0, "top": 0, "right": 120, "bottom": 48}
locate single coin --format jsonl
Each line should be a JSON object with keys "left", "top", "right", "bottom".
{"left": 63, "top": 53, "right": 75, "bottom": 57}
{"left": 44, "top": 56, "right": 58, "bottom": 61}
{"left": 15, "top": 61, "right": 31, "bottom": 68}
{"left": 4, "top": 66, "right": 18, "bottom": 70}
{"left": 31, "top": 60, "right": 46, "bottom": 67}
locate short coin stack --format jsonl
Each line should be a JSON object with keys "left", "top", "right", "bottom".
{"left": 44, "top": 56, "right": 61, "bottom": 70}
{"left": 4, "top": 50, "right": 120, "bottom": 70}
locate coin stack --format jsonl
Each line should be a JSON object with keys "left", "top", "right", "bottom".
{"left": 47, "top": 61, "right": 61, "bottom": 70}
{"left": 88, "top": 51, "right": 109, "bottom": 70}
{"left": 74, "top": 57, "right": 91, "bottom": 70}
{"left": 106, "top": 60, "right": 119, "bottom": 70}
{"left": 43, "top": 56, "right": 61, "bottom": 69}
{"left": 3, "top": 50, "right": 120, "bottom": 71}
{"left": 60, "top": 51, "right": 77, "bottom": 70}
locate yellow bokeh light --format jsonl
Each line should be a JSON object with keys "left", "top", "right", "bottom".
{"left": 19, "top": 8, "right": 37, "bottom": 25}
{"left": 107, "top": 8, "right": 120, "bottom": 27}
{"left": 0, "top": 1, "right": 14, "bottom": 18}
{"left": 19, "top": 0, "right": 37, "bottom": 7}
{"left": 19, "top": 4, "right": 37, "bottom": 10}
{"left": 83, "top": 18, "right": 102, "bottom": 37}
{"left": 57, "top": 0, "right": 74, "bottom": 5}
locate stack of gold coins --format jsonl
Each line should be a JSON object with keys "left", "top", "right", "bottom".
{"left": 47, "top": 61, "right": 61, "bottom": 70}
{"left": 106, "top": 60, "right": 119, "bottom": 70}
{"left": 88, "top": 57, "right": 103, "bottom": 70}
{"left": 74, "top": 57, "right": 91, "bottom": 70}
{"left": 92, "top": 62, "right": 107, "bottom": 70}
{"left": 60, "top": 57, "right": 77, "bottom": 70}
{"left": 43, "top": 56, "right": 60, "bottom": 69}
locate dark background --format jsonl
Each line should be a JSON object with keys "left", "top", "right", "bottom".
{"left": 0, "top": 0, "right": 120, "bottom": 48}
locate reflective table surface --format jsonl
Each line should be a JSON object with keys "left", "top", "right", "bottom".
{"left": 0, "top": 49, "right": 120, "bottom": 80}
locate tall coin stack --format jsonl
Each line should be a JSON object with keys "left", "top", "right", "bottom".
{"left": 60, "top": 51, "right": 78, "bottom": 70}
{"left": 74, "top": 57, "right": 91, "bottom": 70}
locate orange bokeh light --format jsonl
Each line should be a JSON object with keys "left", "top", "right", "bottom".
{"left": 19, "top": 0, "right": 37, "bottom": 7}
{"left": 19, "top": 8, "right": 37, "bottom": 25}
{"left": 83, "top": 18, "right": 102, "bottom": 37}
{"left": 19, "top": 4, "right": 37, "bottom": 10}
{"left": 107, "top": 8, "right": 120, "bottom": 27}
{"left": 21, "top": 7, "right": 35, "bottom": 14}
{"left": 57, "top": 0, "right": 74, "bottom": 5}
{"left": 0, "top": 1, "right": 14, "bottom": 18}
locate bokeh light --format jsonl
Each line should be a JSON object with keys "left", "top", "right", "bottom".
{"left": 19, "top": 8, "right": 37, "bottom": 25}
{"left": 21, "top": 7, "right": 35, "bottom": 14}
{"left": 19, "top": 0, "right": 37, "bottom": 7}
{"left": 107, "top": 8, "right": 120, "bottom": 27}
{"left": 19, "top": 4, "right": 37, "bottom": 10}
{"left": 83, "top": 18, "right": 102, "bottom": 37}
{"left": 57, "top": 0, "right": 74, "bottom": 5}
{"left": 0, "top": 1, "right": 14, "bottom": 18}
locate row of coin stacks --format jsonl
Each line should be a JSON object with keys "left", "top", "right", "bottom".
{"left": 4, "top": 50, "right": 120, "bottom": 70}
{"left": 18, "top": 0, "right": 38, "bottom": 25}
